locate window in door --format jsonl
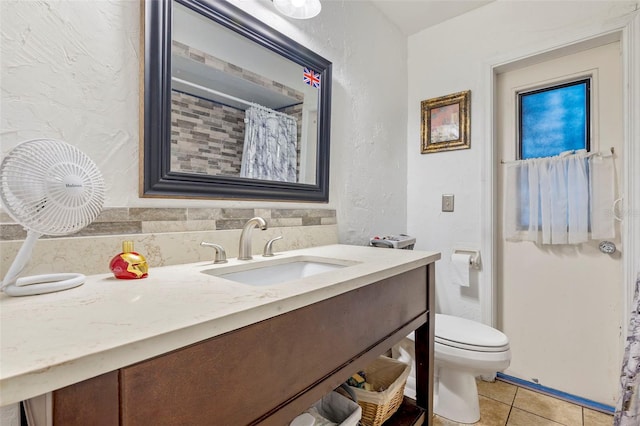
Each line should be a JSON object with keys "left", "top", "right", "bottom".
{"left": 515, "top": 78, "right": 592, "bottom": 229}
{"left": 517, "top": 78, "right": 591, "bottom": 159}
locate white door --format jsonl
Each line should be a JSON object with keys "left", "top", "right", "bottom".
{"left": 496, "top": 41, "right": 624, "bottom": 406}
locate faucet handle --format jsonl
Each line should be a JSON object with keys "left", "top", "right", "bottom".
{"left": 263, "top": 236, "right": 283, "bottom": 257}
{"left": 200, "top": 242, "right": 227, "bottom": 264}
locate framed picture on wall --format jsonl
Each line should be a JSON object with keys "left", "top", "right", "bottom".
{"left": 421, "top": 90, "right": 470, "bottom": 154}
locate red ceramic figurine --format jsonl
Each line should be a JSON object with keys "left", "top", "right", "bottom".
{"left": 109, "top": 241, "right": 149, "bottom": 279}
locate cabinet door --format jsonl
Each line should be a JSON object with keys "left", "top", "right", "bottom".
{"left": 52, "top": 371, "right": 119, "bottom": 426}
{"left": 120, "top": 267, "right": 428, "bottom": 425}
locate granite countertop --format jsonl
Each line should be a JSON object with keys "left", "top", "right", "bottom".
{"left": 0, "top": 244, "right": 440, "bottom": 406}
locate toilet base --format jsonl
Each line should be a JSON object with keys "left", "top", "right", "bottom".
{"left": 434, "top": 367, "right": 480, "bottom": 424}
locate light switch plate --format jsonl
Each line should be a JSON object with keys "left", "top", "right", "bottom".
{"left": 442, "top": 194, "right": 454, "bottom": 212}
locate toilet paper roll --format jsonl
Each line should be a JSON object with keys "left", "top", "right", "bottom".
{"left": 451, "top": 253, "right": 471, "bottom": 287}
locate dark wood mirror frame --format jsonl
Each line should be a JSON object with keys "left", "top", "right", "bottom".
{"left": 141, "top": 0, "right": 332, "bottom": 202}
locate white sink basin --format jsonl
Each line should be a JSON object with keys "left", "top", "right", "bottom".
{"left": 202, "top": 256, "right": 354, "bottom": 286}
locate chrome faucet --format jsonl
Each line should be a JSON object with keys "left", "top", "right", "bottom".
{"left": 200, "top": 242, "right": 227, "bottom": 264}
{"left": 238, "top": 217, "right": 267, "bottom": 260}
{"left": 263, "top": 236, "right": 283, "bottom": 257}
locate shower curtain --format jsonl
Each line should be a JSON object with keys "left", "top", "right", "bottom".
{"left": 615, "top": 273, "right": 640, "bottom": 425}
{"left": 240, "top": 106, "right": 297, "bottom": 183}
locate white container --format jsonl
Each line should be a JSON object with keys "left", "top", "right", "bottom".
{"left": 290, "top": 391, "right": 362, "bottom": 426}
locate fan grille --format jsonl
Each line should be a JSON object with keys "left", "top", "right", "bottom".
{"left": 1, "top": 139, "right": 105, "bottom": 235}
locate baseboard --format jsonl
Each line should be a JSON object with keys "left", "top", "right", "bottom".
{"left": 496, "top": 373, "right": 615, "bottom": 414}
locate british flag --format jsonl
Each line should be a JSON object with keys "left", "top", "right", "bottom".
{"left": 303, "top": 67, "right": 321, "bottom": 89}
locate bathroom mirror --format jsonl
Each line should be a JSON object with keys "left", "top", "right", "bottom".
{"left": 141, "top": 0, "right": 332, "bottom": 201}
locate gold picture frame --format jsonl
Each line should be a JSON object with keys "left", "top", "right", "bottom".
{"left": 421, "top": 90, "right": 470, "bottom": 154}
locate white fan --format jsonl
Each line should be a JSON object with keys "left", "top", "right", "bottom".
{"left": 1, "top": 139, "right": 105, "bottom": 297}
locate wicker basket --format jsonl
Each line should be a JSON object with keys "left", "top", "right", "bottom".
{"left": 348, "top": 356, "right": 411, "bottom": 426}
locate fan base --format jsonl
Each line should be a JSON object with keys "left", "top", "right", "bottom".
{"left": 3, "top": 273, "right": 85, "bottom": 297}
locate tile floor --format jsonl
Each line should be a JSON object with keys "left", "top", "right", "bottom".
{"left": 432, "top": 379, "right": 614, "bottom": 426}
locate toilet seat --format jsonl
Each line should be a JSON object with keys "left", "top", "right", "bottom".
{"left": 435, "top": 314, "right": 510, "bottom": 353}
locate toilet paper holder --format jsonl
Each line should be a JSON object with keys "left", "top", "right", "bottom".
{"left": 453, "top": 249, "right": 481, "bottom": 270}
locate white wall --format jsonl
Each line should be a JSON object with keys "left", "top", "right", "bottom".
{"left": 227, "top": 1, "right": 410, "bottom": 244}
{"left": 0, "top": 0, "right": 408, "bottom": 245}
{"left": 407, "top": 0, "right": 639, "bottom": 320}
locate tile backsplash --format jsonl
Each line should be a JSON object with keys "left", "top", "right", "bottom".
{"left": 1, "top": 207, "right": 336, "bottom": 240}
{"left": 0, "top": 207, "right": 338, "bottom": 277}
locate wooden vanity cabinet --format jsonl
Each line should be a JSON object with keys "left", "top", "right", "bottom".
{"left": 52, "top": 264, "right": 435, "bottom": 425}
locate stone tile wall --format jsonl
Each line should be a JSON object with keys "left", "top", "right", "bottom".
{"left": 170, "top": 92, "right": 304, "bottom": 179}
{"left": 0, "top": 208, "right": 337, "bottom": 241}
{"left": 171, "top": 91, "right": 245, "bottom": 176}
{"left": 171, "top": 41, "right": 306, "bottom": 179}
{"left": 172, "top": 41, "right": 304, "bottom": 102}
{"left": 0, "top": 207, "right": 338, "bottom": 277}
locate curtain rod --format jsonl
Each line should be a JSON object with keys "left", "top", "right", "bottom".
{"left": 172, "top": 77, "right": 254, "bottom": 107}
{"left": 171, "top": 77, "right": 294, "bottom": 119}
{"left": 500, "top": 147, "right": 615, "bottom": 165}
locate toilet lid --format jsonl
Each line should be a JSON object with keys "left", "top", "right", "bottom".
{"left": 435, "top": 314, "right": 510, "bottom": 352}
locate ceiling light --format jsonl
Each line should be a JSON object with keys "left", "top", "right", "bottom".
{"left": 273, "top": 0, "right": 321, "bottom": 19}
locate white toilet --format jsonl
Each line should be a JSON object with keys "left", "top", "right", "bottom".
{"left": 397, "top": 314, "right": 511, "bottom": 424}
{"left": 434, "top": 314, "right": 511, "bottom": 424}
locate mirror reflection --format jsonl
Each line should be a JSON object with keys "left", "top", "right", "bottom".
{"left": 142, "top": 0, "right": 332, "bottom": 201}
{"left": 171, "top": 1, "right": 318, "bottom": 184}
